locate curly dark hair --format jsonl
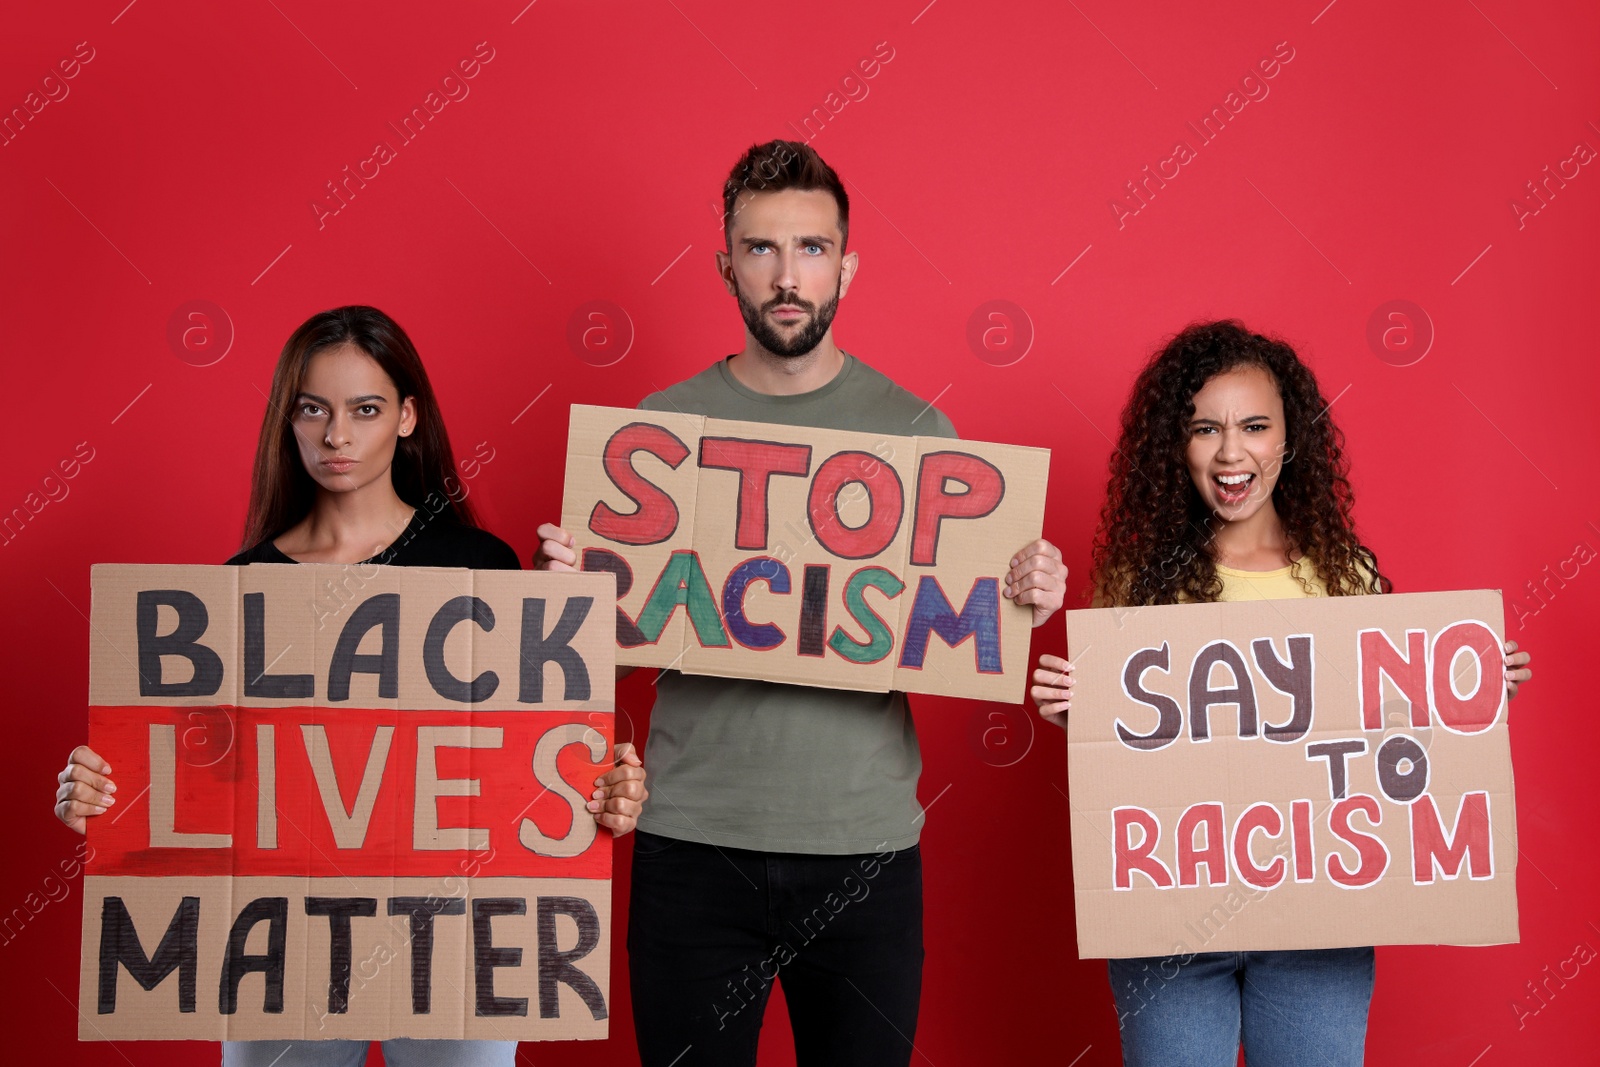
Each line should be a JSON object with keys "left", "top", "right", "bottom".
{"left": 1091, "top": 320, "right": 1390, "bottom": 606}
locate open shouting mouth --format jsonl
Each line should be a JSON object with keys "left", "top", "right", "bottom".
{"left": 1214, "top": 471, "right": 1254, "bottom": 506}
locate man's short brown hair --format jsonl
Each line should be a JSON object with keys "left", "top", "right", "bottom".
{"left": 722, "top": 139, "right": 850, "bottom": 250}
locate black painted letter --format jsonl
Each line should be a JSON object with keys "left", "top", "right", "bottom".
{"left": 519, "top": 598, "right": 593, "bottom": 703}
{"left": 244, "top": 592, "right": 314, "bottom": 699}
{"left": 473, "top": 898, "right": 529, "bottom": 1017}
{"left": 1117, "top": 644, "right": 1182, "bottom": 751}
{"left": 424, "top": 596, "right": 500, "bottom": 703}
{"left": 537, "top": 896, "right": 607, "bottom": 1020}
{"left": 219, "top": 897, "right": 288, "bottom": 1014}
{"left": 136, "top": 590, "right": 223, "bottom": 697}
{"left": 388, "top": 896, "right": 467, "bottom": 1014}
{"left": 97, "top": 896, "right": 199, "bottom": 1014}
{"left": 305, "top": 897, "right": 377, "bottom": 1014}
{"left": 327, "top": 594, "right": 400, "bottom": 701}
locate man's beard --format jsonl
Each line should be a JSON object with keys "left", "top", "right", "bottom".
{"left": 736, "top": 281, "right": 841, "bottom": 358}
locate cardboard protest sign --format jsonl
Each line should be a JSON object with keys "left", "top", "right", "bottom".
{"left": 561, "top": 404, "right": 1050, "bottom": 701}
{"left": 80, "top": 564, "right": 617, "bottom": 1042}
{"left": 1066, "top": 590, "right": 1518, "bottom": 958}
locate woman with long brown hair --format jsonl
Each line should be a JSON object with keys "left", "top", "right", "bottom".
{"left": 54, "top": 305, "right": 646, "bottom": 1067}
{"left": 1032, "top": 320, "right": 1531, "bottom": 1066}
{"left": 234, "top": 303, "right": 494, "bottom": 564}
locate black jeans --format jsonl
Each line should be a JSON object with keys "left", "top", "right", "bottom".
{"left": 627, "top": 831, "right": 924, "bottom": 1067}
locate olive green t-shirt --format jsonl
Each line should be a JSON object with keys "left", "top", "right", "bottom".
{"left": 635, "top": 354, "right": 958, "bottom": 854}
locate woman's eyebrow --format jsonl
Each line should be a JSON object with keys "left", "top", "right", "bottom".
{"left": 344, "top": 394, "right": 388, "bottom": 404}
{"left": 1188, "top": 414, "right": 1271, "bottom": 425}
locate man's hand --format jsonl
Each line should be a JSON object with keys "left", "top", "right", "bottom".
{"left": 1004, "top": 539, "right": 1067, "bottom": 628}
{"left": 55, "top": 745, "right": 114, "bottom": 835}
{"left": 535, "top": 522, "right": 578, "bottom": 571}
{"left": 537, "top": 520, "right": 638, "bottom": 680}
{"left": 589, "top": 742, "right": 648, "bottom": 836}
{"left": 1505, "top": 640, "right": 1532, "bottom": 700}
{"left": 1031, "top": 654, "right": 1074, "bottom": 730}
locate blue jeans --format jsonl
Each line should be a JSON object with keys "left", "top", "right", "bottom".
{"left": 1108, "top": 948, "right": 1375, "bottom": 1067}
{"left": 627, "top": 831, "right": 924, "bottom": 1066}
{"left": 221, "top": 1039, "right": 516, "bottom": 1066}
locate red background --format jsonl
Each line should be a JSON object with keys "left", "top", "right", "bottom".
{"left": 3, "top": 0, "right": 1597, "bottom": 1062}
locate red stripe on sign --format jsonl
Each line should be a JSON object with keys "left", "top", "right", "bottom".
{"left": 86, "top": 707, "right": 613, "bottom": 880}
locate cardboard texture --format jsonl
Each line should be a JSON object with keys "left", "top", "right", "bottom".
{"left": 561, "top": 404, "right": 1050, "bottom": 701}
{"left": 80, "top": 564, "right": 617, "bottom": 1041}
{"left": 1066, "top": 590, "right": 1519, "bottom": 958}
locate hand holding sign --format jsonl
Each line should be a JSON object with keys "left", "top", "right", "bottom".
{"left": 1030, "top": 654, "right": 1075, "bottom": 729}
{"left": 1504, "top": 639, "right": 1533, "bottom": 698}
{"left": 588, "top": 742, "right": 647, "bottom": 835}
{"left": 55, "top": 745, "right": 115, "bottom": 833}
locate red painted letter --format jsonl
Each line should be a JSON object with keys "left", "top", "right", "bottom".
{"left": 909, "top": 451, "right": 1004, "bottom": 567}
{"left": 1326, "top": 794, "right": 1389, "bottom": 888}
{"left": 698, "top": 437, "right": 812, "bottom": 551}
{"left": 1113, "top": 807, "right": 1173, "bottom": 890}
{"left": 1176, "top": 802, "right": 1228, "bottom": 887}
{"left": 1410, "top": 791, "right": 1493, "bottom": 882}
{"left": 807, "top": 451, "right": 905, "bottom": 559}
{"left": 1431, "top": 622, "right": 1503, "bottom": 734}
{"left": 590, "top": 423, "right": 690, "bottom": 546}
{"left": 1291, "top": 798, "right": 1315, "bottom": 882}
{"left": 1358, "top": 628, "right": 1429, "bottom": 730}
{"left": 1232, "top": 802, "right": 1287, "bottom": 890}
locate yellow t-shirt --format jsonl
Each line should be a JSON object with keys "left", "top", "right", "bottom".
{"left": 1214, "top": 558, "right": 1329, "bottom": 601}
{"left": 1094, "top": 556, "right": 1365, "bottom": 607}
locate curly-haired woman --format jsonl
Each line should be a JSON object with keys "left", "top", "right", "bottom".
{"left": 1031, "top": 320, "right": 1532, "bottom": 1067}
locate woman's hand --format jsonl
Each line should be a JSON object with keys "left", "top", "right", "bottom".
{"left": 589, "top": 742, "right": 648, "bottom": 836}
{"left": 55, "top": 745, "right": 115, "bottom": 834}
{"left": 1031, "top": 653, "right": 1075, "bottom": 730}
{"left": 1505, "top": 640, "right": 1532, "bottom": 700}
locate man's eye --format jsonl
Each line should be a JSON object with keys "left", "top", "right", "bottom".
{"left": 804, "top": 244, "right": 823, "bottom": 254}
{"left": 750, "top": 244, "right": 770, "bottom": 254}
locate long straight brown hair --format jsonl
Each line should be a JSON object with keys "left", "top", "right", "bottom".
{"left": 241, "top": 305, "right": 479, "bottom": 550}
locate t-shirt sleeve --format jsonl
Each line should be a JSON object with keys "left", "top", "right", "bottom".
{"left": 925, "top": 407, "right": 959, "bottom": 440}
